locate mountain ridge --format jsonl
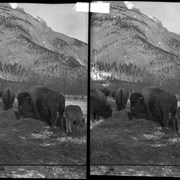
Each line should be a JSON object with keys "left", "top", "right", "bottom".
{"left": 0, "top": 3, "right": 87, "bottom": 89}
{"left": 90, "top": 1, "right": 180, "bottom": 88}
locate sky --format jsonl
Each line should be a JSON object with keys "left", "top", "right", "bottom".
{"left": 132, "top": 1, "right": 180, "bottom": 35}
{"left": 12, "top": 2, "right": 180, "bottom": 43}
{"left": 16, "top": 3, "right": 88, "bottom": 43}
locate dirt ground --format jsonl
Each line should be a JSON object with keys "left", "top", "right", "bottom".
{"left": 0, "top": 99, "right": 87, "bottom": 178}
{"left": 90, "top": 165, "right": 180, "bottom": 177}
{"left": 90, "top": 98, "right": 180, "bottom": 177}
{"left": 0, "top": 166, "right": 86, "bottom": 178}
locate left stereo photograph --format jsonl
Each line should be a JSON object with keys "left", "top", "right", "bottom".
{"left": 0, "top": 3, "right": 88, "bottom": 179}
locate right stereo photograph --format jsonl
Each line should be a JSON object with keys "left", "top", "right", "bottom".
{"left": 90, "top": 1, "right": 180, "bottom": 177}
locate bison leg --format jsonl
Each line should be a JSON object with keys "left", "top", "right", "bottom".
{"left": 162, "top": 109, "right": 170, "bottom": 129}
{"left": 68, "top": 121, "right": 72, "bottom": 133}
{"left": 49, "top": 105, "right": 59, "bottom": 129}
{"left": 145, "top": 104, "right": 156, "bottom": 121}
{"left": 31, "top": 100, "right": 44, "bottom": 121}
{"left": 93, "top": 113, "right": 98, "bottom": 121}
{"left": 65, "top": 119, "right": 72, "bottom": 133}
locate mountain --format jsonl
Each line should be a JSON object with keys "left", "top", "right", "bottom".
{"left": 0, "top": 3, "right": 87, "bottom": 94}
{"left": 90, "top": 1, "right": 180, "bottom": 88}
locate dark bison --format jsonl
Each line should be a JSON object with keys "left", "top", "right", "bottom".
{"left": 129, "top": 96, "right": 147, "bottom": 120}
{"left": 130, "top": 86, "right": 178, "bottom": 132}
{"left": 2, "top": 87, "right": 15, "bottom": 110}
{"left": 177, "top": 107, "right": 180, "bottom": 120}
{"left": 111, "top": 91, "right": 116, "bottom": 99}
{"left": 129, "top": 92, "right": 142, "bottom": 108}
{"left": 17, "top": 92, "right": 35, "bottom": 119}
{"left": 90, "top": 90, "right": 112, "bottom": 121}
{"left": 63, "top": 105, "right": 85, "bottom": 132}
{"left": 18, "top": 86, "right": 65, "bottom": 130}
{"left": 115, "top": 88, "right": 129, "bottom": 111}
{"left": 101, "top": 87, "right": 110, "bottom": 97}
{"left": 149, "top": 92, "right": 177, "bottom": 130}
{"left": 0, "top": 90, "right": 3, "bottom": 98}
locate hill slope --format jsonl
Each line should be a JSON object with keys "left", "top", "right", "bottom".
{"left": 91, "top": 1, "right": 180, "bottom": 86}
{"left": 0, "top": 3, "right": 87, "bottom": 91}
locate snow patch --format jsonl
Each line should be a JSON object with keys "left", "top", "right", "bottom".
{"left": 90, "top": 119, "right": 104, "bottom": 130}
{"left": 75, "top": 54, "right": 84, "bottom": 66}
{"left": 178, "top": 101, "right": 180, "bottom": 107}
{"left": 12, "top": 170, "right": 45, "bottom": 178}
{"left": 91, "top": 67, "right": 111, "bottom": 81}
{"left": 148, "top": 15, "right": 159, "bottom": 22}
{"left": 9, "top": 3, "right": 18, "bottom": 9}
{"left": 57, "top": 136, "right": 86, "bottom": 144}
{"left": 33, "top": 15, "right": 44, "bottom": 22}
{"left": 124, "top": 1, "right": 134, "bottom": 10}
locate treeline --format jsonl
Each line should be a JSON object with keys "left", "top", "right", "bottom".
{"left": 0, "top": 76, "right": 87, "bottom": 96}
{"left": 0, "top": 62, "right": 87, "bottom": 96}
{"left": 91, "top": 78, "right": 180, "bottom": 97}
{"left": 94, "top": 61, "right": 140, "bottom": 74}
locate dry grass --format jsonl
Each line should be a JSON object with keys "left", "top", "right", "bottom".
{"left": 90, "top": 99, "right": 180, "bottom": 166}
{"left": 0, "top": 166, "right": 86, "bottom": 178}
{"left": 0, "top": 99, "right": 87, "bottom": 166}
{"left": 90, "top": 165, "right": 180, "bottom": 177}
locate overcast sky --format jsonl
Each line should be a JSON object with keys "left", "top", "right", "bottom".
{"left": 132, "top": 1, "right": 180, "bottom": 35}
{"left": 17, "top": 3, "right": 88, "bottom": 43}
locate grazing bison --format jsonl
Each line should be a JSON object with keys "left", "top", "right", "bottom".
{"left": 101, "top": 87, "right": 110, "bottom": 98}
{"left": 90, "top": 90, "right": 112, "bottom": 121}
{"left": 129, "top": 92, "right": 142, "bottom": 108}
{"left": 29, "top": 86, "right": 65, "bottom": 128}
{"left": 2, "top": 87, "right": 15, "bottom": 110}
{"left": 149, "top": 92, "right": 177, "bottom": 130}
{"left": 64, "top": 105, "right": 85, "bottom": 133}
{"left": 140, "top": 86, "right": 164, "bottom": 121}
{"left": 17, "top": 92, "right": 35, "bottom": 119}
{"left": 18, "top": 86, "right": 65, "bottom": 130}
{"left": 0, "top": 90, "right": 2, "bottom": 98}
{"left": 129, "top": 96, "right": 147, "bottom": 120}
{"left": 111, "top": 91, "right": 116, "bottom": 99}
{"left": 115, "top": 88, "right": 129, "bottom": 111}
{"left": 130, "top": 86, "right": 178, "bottom": 132}
{"left": 177, "top": 107, "right": 180, "bottom": 120}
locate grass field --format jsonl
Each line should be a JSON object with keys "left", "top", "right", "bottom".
{"left": 90, "top": 98, "right": 180, "bottom": 176}
{"left": 0, "top": 99, "right": 87, "bottom": 178}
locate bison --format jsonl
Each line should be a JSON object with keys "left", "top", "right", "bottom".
{"left": 2, "top": 87, "right": 15, "bottom": 110}
{"left": 90, "top": 90, "right": 112, "bottom": 121}
{"left": 177, "top": 107, "right": 180, "bottom": 120}
{"left": 129, "top": 96, "right": 147, "bottom": 120}
{"left": 0, "top": 90, "right": 2, "bottom": 98}
{"left": 129, "top": 92, "right": 142, "bottom": 108}
{"left": 16, "top": 92, "right": 35, "bottom": 119}
{"left": 63, "top": 105, "right": 85, "bottom": 133}
{"left": 101, "top": 87, "right": 110, "bottom": 98}
{"left": 130, "top": 86, "right": 178, "bottom": 132}
{"left": 148, "top": 91, "right": 177, "bottom": 130}
{"left": 111, "top": 91, "right": 116, "bottom": 99}
{"left": 17, "top": 86, "right": 65, "bottom": 130}
{"left": 115, "top": 88, "right": 129, "bottom": 111}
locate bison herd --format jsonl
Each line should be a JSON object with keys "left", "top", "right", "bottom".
{"left": 0, "top": 85, "right": 85, "bottom": 133}
{"left": 1, "top": 84, "right": 180, "bottom": 133}
{"left": 90, "top": 86, "right": 180, "bottom": 133}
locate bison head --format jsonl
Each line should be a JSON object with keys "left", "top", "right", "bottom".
{"left": 130, "top": 97, "right": 146, "bottom": 119}
{"left": 102, "top": 104, "right": 112, "bottom": 119}
{"left": 17, "top": 92, "right": 32, "bottom": 116}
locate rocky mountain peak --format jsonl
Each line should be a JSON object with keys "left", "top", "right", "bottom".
{"left": 91, "top": 1, "right": 180, "bottom": 90}
{"left": 0, "top": 3, "right": 87, "bottom": 92}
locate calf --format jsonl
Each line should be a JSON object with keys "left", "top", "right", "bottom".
{"left": 64, "top": 105, "right": 84, "bottom": 133}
